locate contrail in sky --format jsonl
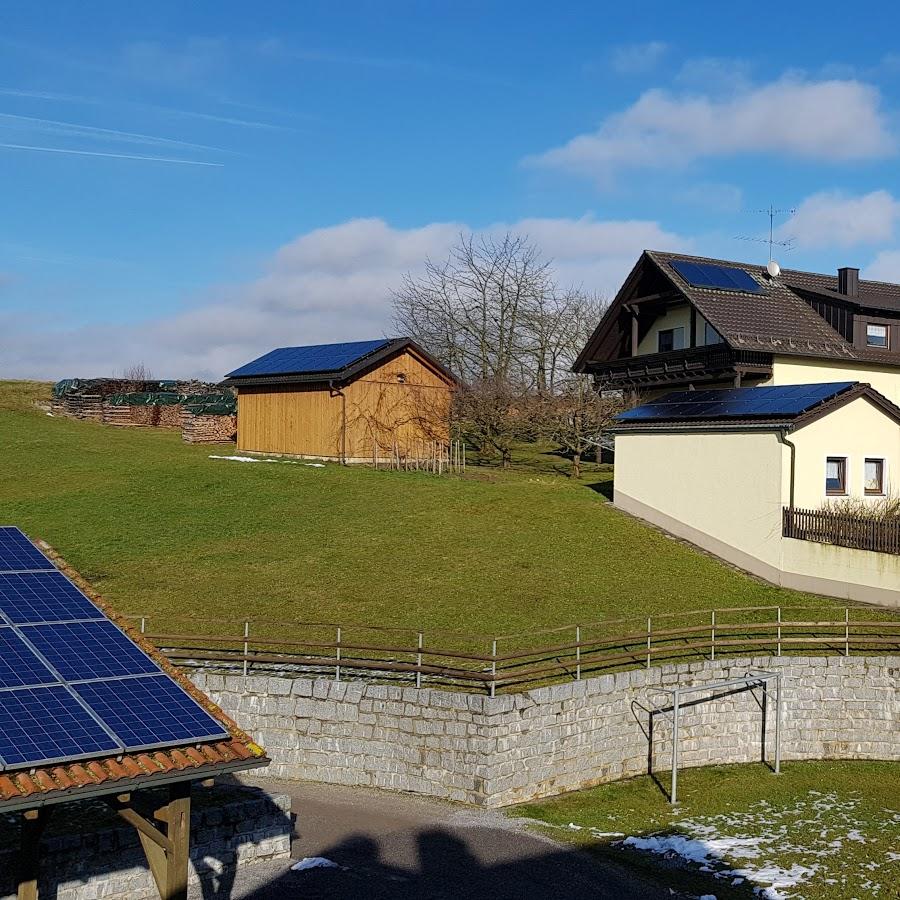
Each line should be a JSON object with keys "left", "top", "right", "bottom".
{"left": 0, "top": 143, "right": 223, "bottom": 166}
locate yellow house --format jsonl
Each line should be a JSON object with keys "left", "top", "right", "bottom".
{"left": 225, "top": 338, "right": 456, "bottom": 462}
{"left": 575, "top": 250, "right": 900, "bottom": 404}
{"left": 612, "top": 382, "right": 900, "bottom": 607}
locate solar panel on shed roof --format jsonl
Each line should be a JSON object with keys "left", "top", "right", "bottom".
{"left": 617, "top": 382, "right": 857, "bottom": 423}
{"left": 227, "top": 338, "right": 392, "bottom": 378}
{"left": 0, "top": 528, "right": 228, "bottom": 772}
{"left": 670, "top": 260, "right": 763, "bottom": 294}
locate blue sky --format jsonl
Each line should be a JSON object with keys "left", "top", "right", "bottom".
{"left": 3, "top": 0, "right": 900, "bottom": 378}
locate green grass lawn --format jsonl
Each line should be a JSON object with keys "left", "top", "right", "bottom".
{"left": 513, "top": 760, "right": 900, "bottom": 899}
{"left": 1, "top": 380, "right": 843, "bottom": 646}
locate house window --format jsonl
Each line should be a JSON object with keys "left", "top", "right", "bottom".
{"left": 825, "top": 457, "right": 848, "bottom": 495}
{"left": 704, "top": 322, "right": 724, "bottom": 345}
{"left": 864, "top": 458, "right": 885, "bottom": 495}
{"left": 658, "top": 327, "right": 685, "bottom": 353}
{"left": 866, "top": 323, "right": 888, "bottom": 348}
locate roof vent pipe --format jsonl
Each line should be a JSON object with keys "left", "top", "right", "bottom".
{"left": 837, "top": 267, "right": 859, "bottom": 298}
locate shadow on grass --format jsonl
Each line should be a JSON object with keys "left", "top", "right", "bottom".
{"left": 584, "top": 480, "right": 614, "bottom": 501}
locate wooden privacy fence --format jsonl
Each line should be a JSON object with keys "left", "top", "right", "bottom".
{"left": 784, "top": 506, "right": 900, "bottom": 554}
{"left": 130, "top": 605, "right": 900, "bottom": 696}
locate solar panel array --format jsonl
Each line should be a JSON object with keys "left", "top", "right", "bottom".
{"left": 670, "top": 260, "right": 763, "bottom": 294}
{"left": 616, "top": 382, "right": 856, "bottom": 423}
{"left": 227, "top": 338, "right": 392, "bottom": 378}
{"left": 0, "top": 527, "right": 228, "bottom": 771}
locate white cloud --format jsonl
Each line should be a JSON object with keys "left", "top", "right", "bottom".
{"left": 528, "top": 77, "right": 893, "bottom": 184}
{"left": 783, "top": 190, "right": 900, "bottom": 249}
{"left": 864, "top": 249, "right": 900, "bottom": 282}
{"left": 609, "top": 41, "right": 668, "bottom": 75}
{"left": 4, "top": 216, "right": 687, "bottom": 381}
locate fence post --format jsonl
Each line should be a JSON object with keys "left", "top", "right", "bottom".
{"left": 490, "top": 639, "right": 497, "bottom": 698}
{"left": 646, "top": 617, "right": 652, "bottom": 669}
{"left": 336, "top": 627, "right": 342, "bottom": 682}
{"left": 416, "top": 632, "right": 423, "bottom": 689}
{"left": 575, "top": 626, "right": 581, "bottom": 681}
{"left": 777, "top": 607, "right": 782, "bottom": 657}
{"left": 671, "top": 688, "right": 680, "bottom": 805}
{"left": 845, "top": 608, "right": 850, "bottom": 657}
{"left": 710, "top": 611, "right": 716, "bottom": 661}
{"left": 140, "top": 617, "right": 146, "bottom": 635}
{"left": 242, "top": 621, "right": 250, "bottom": 677}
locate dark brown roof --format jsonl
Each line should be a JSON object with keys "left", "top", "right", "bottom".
{"left": 576, "top": 250, "right": 900, "bottom": 372}
{"left": 646, "top": 250, "right": 857, "bottom": 359}
{"left": 0, "top": 547, "right": 268, "bottom": 812}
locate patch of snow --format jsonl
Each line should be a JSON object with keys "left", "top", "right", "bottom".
{"left": 209, "top": 455, "right": 326, "bottom": 467}
{"left": 846, "top": 829, "right": 866, "bottom": 843}
{"left": 291, "top": 857, "right": 342, "bottom": 872}
{"left": 589, "top": 831, "right": 626, "bottom": 838}
{"left": 46, "top": 412, "right": 54, "bottom": 417}
{"left": 567, "top": 822, "right": 582, "bottom": 831}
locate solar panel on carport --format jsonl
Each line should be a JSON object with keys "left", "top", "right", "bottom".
{"left": 617, "top": 382, "right": 857, "bottom": 422}
{"left": 0, "top": 527, "right": 228, "bottom": 770}
{"left": 670, "top": 259, "right": 763, "bottom": 294}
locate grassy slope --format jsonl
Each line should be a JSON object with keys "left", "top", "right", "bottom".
{"left": 513, "top": 760, "right": 900, "bottom": 900}
{"left": 2, "top": 381, "right": 829, "bottom": 638}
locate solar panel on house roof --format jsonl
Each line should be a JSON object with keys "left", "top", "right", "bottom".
{"left": 227, "top": 338, "right": 392, "bottom": 378}
{"left": 616, "top": 382, "right": 857, "bottom": 423}
{"left": 670, "top": 260, "right": 763, "bottom": 294}
{"left": 0, "top": 528, "right": 228, "bottom": 771}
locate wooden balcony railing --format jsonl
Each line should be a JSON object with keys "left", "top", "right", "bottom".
{"left": 587, "top": 346, "right": 772, "bottom": 386}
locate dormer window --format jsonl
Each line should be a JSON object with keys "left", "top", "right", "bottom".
{"left": 866, "top": 323, "right": 888, "bottom": 348}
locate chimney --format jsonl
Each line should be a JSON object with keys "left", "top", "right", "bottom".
{"left": 837, "top": 266, "right": 859, "bottom": 297}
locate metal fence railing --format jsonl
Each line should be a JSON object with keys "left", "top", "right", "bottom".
{"left": 127, "top": 605, "right": 900, "bottom": 696}
{"left": 783, "top": 506, "right": 900, "bottom": 555}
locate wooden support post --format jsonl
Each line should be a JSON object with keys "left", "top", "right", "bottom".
{"left": 109, "top": 783, "right": 192, "bottom": 900}
{"left": 163, "top": 782, "right": 191, "bottom": 900}
{"left": 17, "top": 807, "right": 51, "bottom": 900}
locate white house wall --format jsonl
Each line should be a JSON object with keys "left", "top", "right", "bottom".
{"left": 789, "top": 395, "right": 900, "bottom": 507}
{"left": 613, "top": 430, "right": 786, "bottom": 573}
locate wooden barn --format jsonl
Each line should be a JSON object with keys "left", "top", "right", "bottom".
{"left": 225, "top": 338, "right": 456, "bottom": 462}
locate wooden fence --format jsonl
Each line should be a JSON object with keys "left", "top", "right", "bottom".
{"left": 783, "top": 506, "right": 900, "bottom": 554}
{"left": 129, "top": 605, "right": 900, "bottom": 696}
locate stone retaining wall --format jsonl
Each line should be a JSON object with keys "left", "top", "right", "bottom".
{"left": 193, "top": 655, "right": 899, "bottom": 808}
{"left": 0, "top": 784, "right": 291, "bottom": 900}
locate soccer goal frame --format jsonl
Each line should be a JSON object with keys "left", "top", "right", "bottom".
{"left": 651, "top": 669, "right": 783, "bottom": 804}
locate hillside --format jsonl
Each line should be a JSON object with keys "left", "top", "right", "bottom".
{"left": 1, "top": 381, "right": 832, "bottom": 639}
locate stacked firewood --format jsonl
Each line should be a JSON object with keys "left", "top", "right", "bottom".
{"left": 181, "top": 412, "right": 237, "bottom": 443}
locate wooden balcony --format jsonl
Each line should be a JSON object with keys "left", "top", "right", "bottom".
{"left": 586, "top": 345, "right": 773, "bottom": 388}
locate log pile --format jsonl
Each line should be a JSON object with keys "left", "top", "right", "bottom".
{"left": 181, "top": 412, "right": 237, "bottom": 443}
{"left": 53, "top": 394, "right": 105, "bottom": 421}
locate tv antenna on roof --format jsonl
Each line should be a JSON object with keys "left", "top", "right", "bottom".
{"left": 735, "top": 203, "right": 796, "bottom": 262}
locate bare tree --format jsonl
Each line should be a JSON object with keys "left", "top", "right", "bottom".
{"left": 537, "top": 376, "right": 623, "bottom": 478}
{"left": 121, "top": 363, "right": 153, "bottom": 381}
{"left": 519, "top": 288, "right": 607, "bottom": 394}
{"left": 452, "top": 378, "right": 534, "bottom": 468}
{"left": 392, "top": 232, "right": 554, "bottom": 384}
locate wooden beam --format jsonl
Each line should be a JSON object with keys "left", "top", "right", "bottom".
{"left": 113, "top": 783, "right": 192, "bottom": 900}
{"left": 17, "top": 808, "right": 52, "bottom": 900}
{"left": 165, "top": 782, "right": 191, "bottom": 900}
